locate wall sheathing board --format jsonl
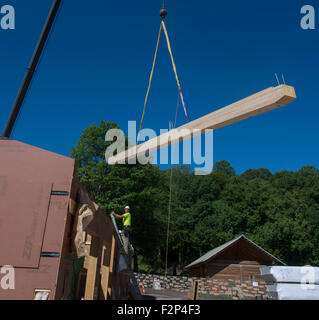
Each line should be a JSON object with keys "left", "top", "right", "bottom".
{"left": 0, "top": 140, "right": 75, "bottom": 300}
{"left": 0, "top": 139, "right": 141, "bottom": 300}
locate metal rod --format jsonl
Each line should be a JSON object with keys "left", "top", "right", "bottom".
{"left": 2, "top": 0, "right": 63, "bottom": 138}
{"left": 282, "top": 73, "right": 286, "bottom": 85}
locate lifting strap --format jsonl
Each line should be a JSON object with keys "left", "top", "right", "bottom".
{"left": 138, "top": 20, "right": 189, "bottom": 138}
{"left": 162, "top": 21, "right": 188, "bottom": 122}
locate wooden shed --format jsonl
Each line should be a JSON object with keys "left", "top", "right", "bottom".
{"left": 185, "top": 234, "right": 285, "bottom": 283}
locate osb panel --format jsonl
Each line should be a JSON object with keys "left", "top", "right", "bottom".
{"left": 0, "top": 179, "right": 52, "bottom": 268}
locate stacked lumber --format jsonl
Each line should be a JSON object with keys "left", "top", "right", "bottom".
{"left": 260, "top": 266, "right": 319, "bottom": 300}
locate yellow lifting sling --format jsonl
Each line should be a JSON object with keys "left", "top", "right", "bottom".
{"left": 138, "top": 8, "right": 189, "bottom": 138}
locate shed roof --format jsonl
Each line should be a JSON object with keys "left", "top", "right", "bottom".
{"left": 185, "top": 234, "right": 285, "bottom": 269}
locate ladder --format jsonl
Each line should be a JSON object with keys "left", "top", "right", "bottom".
{"left": 110, "top": 215, "right": 142, "bottom": 300}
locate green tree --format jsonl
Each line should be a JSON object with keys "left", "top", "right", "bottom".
{"left": 70, "top": 121, "right": 319, "bottom": 272}
{"left": 213, "top": 160, "right": 236, "bottom": 176}
{"left": 71, "top": 121, "right": 164, "bottom": 267}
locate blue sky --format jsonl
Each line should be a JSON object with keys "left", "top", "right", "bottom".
{"left": 0, "top": 0, "right": 318, "bottom": 174}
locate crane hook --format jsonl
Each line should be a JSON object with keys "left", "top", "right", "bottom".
{"left": 159, "top": 0, "right": 167, "bottom": 19}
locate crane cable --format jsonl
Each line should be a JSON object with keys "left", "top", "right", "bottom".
{"left": 137, "top": 17, "right": 189, "bottom": 140}
{"left": 165, "top": 92, "right": 180, "bottom": 277}
{"left": 138, "top": 2, "right": 189, "bottom": 276}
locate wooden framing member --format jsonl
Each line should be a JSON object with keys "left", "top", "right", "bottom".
{"left": 68, "top": 198, "right": 78, "bottom": 215}
{"left": 188, "top": 280, "right": 199, "bottom": 300}
{"left": 108, "top": 85, "right": 296, "bottom": 165}
{"left": 107, "top": 234, "right": 116, "bottom": 298}
{"left": 84, "top": 234, "right": 100, "bottom": 300}
{"left": 83, "top": 232, "right": 116, "bottom": 300}
{"left": 100, "top": 241, "right": 112, "bottom": 300}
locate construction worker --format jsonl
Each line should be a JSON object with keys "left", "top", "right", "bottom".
{"left": 111, "top": 205, "right": 131, "bottom": 236}
{"left": 112, "top": 206, "right": 131, "bottom": 254}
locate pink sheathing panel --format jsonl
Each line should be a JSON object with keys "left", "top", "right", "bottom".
{"left": 0, "top": 140, "right": 78, "bottom": 299}
{"left": 0, "top": 257, "right": 60, "bottom": 300}
{"left": 41, "top": 194, "right": 69, "bottom": 253}
{"left": 0, "top": 180, "right": 52, "bottom": 268}
{"left": 0, "top": 140, "right": 75, "bottom": 183}
{"left": 0, "top": 140, "right": 76, "bottom": 259}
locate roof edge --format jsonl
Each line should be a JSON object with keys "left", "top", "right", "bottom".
{"left": 185, "top": 235, "right": 244, "bottom": 270}
{"left": 184, "top": 234, "right": 285, "bottom": 270}
{"left": 240, "top": 234, "right": 286, "bottom": 266}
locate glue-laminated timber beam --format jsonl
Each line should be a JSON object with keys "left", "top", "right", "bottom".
{"left": 108, "top": 85, "right": 296, "bottom": 165}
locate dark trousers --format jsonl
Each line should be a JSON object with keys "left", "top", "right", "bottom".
{"left": 124, "top": 226, "right": 131, "bottom": 237}
{"left": 122, "top": 226, "right": 132, "bottom": 254}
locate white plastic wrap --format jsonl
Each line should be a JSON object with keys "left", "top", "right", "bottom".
{"left": 260, "top": 266, "right": 319, "bottom": 284}
{"left": 266, "top": 283, "right": 319, "bottom": 300}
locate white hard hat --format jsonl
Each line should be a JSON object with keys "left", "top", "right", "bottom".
{"left": 125, "top": 206, "right": 130, "bottom": 210}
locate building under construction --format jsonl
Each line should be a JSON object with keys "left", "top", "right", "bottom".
{"left": 0, "top": 138, "right": 141, "bottom": 300}
{"left": 0, "top": 1, "right": 298, "bottom": 300}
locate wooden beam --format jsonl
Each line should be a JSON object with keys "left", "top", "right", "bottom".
{"left": 68, "top": 198, "right": 78, "bottom": 215}
{"left": 107, "top": 234, "right": 116, "bottom": 298}
{"left": 108, "top": 85, "right": 296, "bottom": 165}
{"left": 100, "top": 241, "right": 111, "bottom": 300}
{"left": 84, "top": 235, "right": 99, "bottom": 300}
{"left": 188, "top": 280, "right": 199, "bottom": 300}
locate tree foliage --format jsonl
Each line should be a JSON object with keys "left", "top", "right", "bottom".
{"left": 71, "top": 121, "right": 319, "bottom": 271}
